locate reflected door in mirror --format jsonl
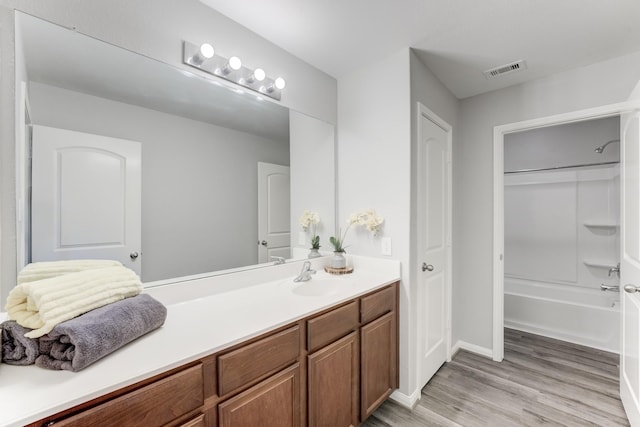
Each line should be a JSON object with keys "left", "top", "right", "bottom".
{"left": 31, "top": 125, "right": 142, "bottom": 274}
{"left": 258, "top": 162, "right": 290, "bottom": 263}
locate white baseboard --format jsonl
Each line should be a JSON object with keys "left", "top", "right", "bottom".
{"left": 452, "top": 339, "right": 493, "bottom": 359}
{"left": 389, "top": 387, "right": 421, "bottom": 409}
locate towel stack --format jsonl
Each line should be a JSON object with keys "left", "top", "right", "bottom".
{"left": 1, "top": 260, "right": 167, "bottom": 372}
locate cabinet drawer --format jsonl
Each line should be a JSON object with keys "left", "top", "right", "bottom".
{"left": 218, "top": 325, "right": 300, "bottom": 396}
{"left": 361, "top": 285, "right": 395, "bottom": 324}
{"left": 307, "top": 301, "right": 358, "bottom": 353}
{"left": 54, "top": 364, "right": 204, "bottom": 427}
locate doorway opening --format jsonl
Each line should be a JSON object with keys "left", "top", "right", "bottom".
{"left": 502, "top": 116, "right": 620, "bottom": 353}
{"left": 492, "top": 102, "right": 634, "bottom": 361}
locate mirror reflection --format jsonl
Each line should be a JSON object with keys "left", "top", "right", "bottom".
{"left": 16, "top": 13, "right": 335, "bottom": 284}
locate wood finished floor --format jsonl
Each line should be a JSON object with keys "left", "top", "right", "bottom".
{"left": 364, "top": 328, "right": 628, "bottom": 426}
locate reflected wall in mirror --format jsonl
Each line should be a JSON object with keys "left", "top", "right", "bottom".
{"left": 15, "top": 12, "right": 335, "bottom": 285}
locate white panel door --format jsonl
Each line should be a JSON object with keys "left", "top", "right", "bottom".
{"left": 31, "top": 125, "right": 142, "bottom": 275}
{"left": 257, "top": 162, "right": 290, "bottom": 263}
{"left": 621, "top": 109, "right": 640, "bottom": 427}
{"left": 417, "top": 106, "right": 451, "bottom": 389}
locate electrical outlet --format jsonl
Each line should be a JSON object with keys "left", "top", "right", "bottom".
{"left": 381, "top": 237, "right": 392, "bottom": 256}
{"left": 298, "top": 231, "right": 307, "bottom": 246}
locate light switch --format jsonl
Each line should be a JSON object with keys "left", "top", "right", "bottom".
{"left": 381, "top": 237, "right": 392, "bottom": 256}
{"left": 298, "top": 231, "right": 307, "bottom": 246}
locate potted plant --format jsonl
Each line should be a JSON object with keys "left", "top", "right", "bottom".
{"left": 329, "top": 209, "right": 384, "bottom": 269}
{"left": 299, "top": 210, "right": 322, "bottom": 258}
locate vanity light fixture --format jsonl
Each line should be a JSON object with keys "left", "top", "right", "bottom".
{"left": 183, "top": 40, "right": 286, "bottom": 101}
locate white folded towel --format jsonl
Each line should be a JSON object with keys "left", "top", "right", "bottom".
{"left": 6, "top": 266, "right": 142, "bottom": 338}
{"left": 17, "top": 259, "right": 122, "bottom": 285}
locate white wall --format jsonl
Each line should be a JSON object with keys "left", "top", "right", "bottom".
{"left": 504, "top": 116, "right": 619, "bottom": 172}
{"left": 28, "top": 82, "right": 289, "bottom": 282}
{"left": 0, "top": 0, "right": 337, "bottom": 301}
{"left": 504, "top": 166, "right": 620, "bottom": 289}
{"left": 337, "top": 48, "right": 461, "bottom": 402}
{"left": 289, "top": 110, "right": 335, "bottom": 251}
{"left": 338, "top": 48, "right": 412, "bottom": 396}
{"left": 456, "top": 50, "right": 640, "bottom": 351}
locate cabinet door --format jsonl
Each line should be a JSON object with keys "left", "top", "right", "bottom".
{"left": 178, "top": 413, "right": 205, "bottom": 427}
{"left": 218, "top": 363, "right": 300, "bottom": 427}
{"left": 361, "top": 311, "right": 397, "bottom": 420}
{"left": 307, "top": 332, "right": 359, "bottom": 427}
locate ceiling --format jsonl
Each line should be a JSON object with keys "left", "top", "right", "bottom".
{"left": 199, "top": 0, "right": 640, "bottom": 99}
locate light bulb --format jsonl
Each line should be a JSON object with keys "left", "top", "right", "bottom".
{"left": 262, "top": 77, "right": 287, "bottom": 94}
{"left": 244, "top": 68, "right": 266, "bottom": 84}
{"left": 253, "top": 68, "right": 266, "bottom": 82}
{"left": 199, "top": 43, "right": 214, "bottom": 59}
{"left": 190, "top": 42, "right": 215, "bottom": 65}
{"left": 219, "top": 56, "right": 243, "bottom": 75}
{"left": 228, "top": 56, "right": 242, "bottom": 71}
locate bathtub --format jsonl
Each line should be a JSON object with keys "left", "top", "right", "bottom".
{"left": 504, "top": 278, "right": 620, "bottom": 353}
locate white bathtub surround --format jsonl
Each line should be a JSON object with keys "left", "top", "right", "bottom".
{"left": 504, "top": 165, "right": 620, "bottom": 352}
{"left": 504, "top": 278, "right": 620, "bottom": 352}
{"left": 0, "top": 255, "right": 400, "bottom": 427}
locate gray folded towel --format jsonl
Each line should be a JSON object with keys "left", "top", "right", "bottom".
{"left": 35, "top": 294, "right": 167, "bottom": 372}
{"left": 1, "top": 320, "right": 39, "bottom": 365}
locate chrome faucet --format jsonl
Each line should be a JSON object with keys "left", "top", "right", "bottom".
{"left": 271, "top": 256, "right": 286, "bottom": 265}
{"left": 293, "top": 261, "right": 316, "bottom": 282}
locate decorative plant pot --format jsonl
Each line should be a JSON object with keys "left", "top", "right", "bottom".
{"left": 308, "top": 248, "right": 321, "bottom": 259}
{"left": 331, "top": 251, "right": 347, "bottom": 269}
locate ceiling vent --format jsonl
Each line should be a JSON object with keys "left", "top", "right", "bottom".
{"left": 483, "top": 60, "right": 527, "bottom": 79}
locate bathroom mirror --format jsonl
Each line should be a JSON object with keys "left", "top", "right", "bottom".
{"left": 15, "top": 13, "right": 335, "bottom": 285}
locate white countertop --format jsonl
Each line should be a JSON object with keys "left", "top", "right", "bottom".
{"left": 0, "top": 255, "right": 400, "bottom": 426}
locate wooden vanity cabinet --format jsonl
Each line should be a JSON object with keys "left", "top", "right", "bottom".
{"left": 27, "top": 363, "right": 205, "bottom": 427}
{"left": 307, "top": 332, "right": 359, "bottom": 427}
{"left": 359, "top": 285, "right": 398, "bottom": 421}
{"left": 305, "top": 282, "right": 398, "bottom": 427}
{"left": 217, "top": 325, "right": 300, "bottom": 397}
{"left": 361, "top": 311, "right": 397, "bottom": 420}
{"left": 216, "top": 325, "right": 302, "bottom": 427}
{"left": 218, "top": 363, "right": 301, "bottom": 427}
{"left": 306, "top": 301, "right": 360, "bottom": 427}
{"left": 29, "top": 282, "right": 398, "bottom": 427}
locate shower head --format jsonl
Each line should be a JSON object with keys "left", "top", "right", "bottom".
{"left": 594, "top": 139, "right": 620, "bottom": 154}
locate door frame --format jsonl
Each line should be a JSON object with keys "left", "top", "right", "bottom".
{"left": 15, "top": 80, "right": 31, "bottom": 272}
{"left": 492, "top": 100, "right": 640, "bottom": 361}
{"left": 416, "top": 102, "right": 453, "bottom": 382}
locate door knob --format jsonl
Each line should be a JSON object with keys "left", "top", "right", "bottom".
{"left": 260, "top": 240, "right": 268, "bottom": 247}
{"left": 422, "top": 262, "right": 434, "bottom": 272}
{"left": 624, "top": 284, "right": 640, "bottom": 293}
{"left": 130, "top": 251, "right": 139, "bottom": 260}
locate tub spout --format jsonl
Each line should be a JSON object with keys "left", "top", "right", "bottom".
{"left": 600, "top": 284, "right": 619, "bottom": 292}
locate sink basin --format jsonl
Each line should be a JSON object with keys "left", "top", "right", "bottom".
{"left": 292, "top": 281, "right": 343, "bottom": 297}
{"left": 290, "top": 278, "right": 346, "bottom": 297}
